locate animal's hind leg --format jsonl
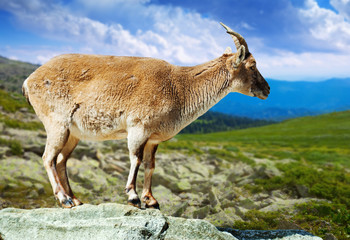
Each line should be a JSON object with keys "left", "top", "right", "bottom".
{"left": 42, "top": 124, "right": 76, "bottom": 208}
{"left": 141, "top": 142, "right": 159, "bottom": 209}
{"left": 125, "top": 127, "right": 149, "bottom": 208}
{"left": 56, "top": 133, "right": 82, "bottom": 206}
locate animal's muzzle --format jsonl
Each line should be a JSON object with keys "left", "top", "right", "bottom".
{"left": 254, "top": 76, "right": 270, "bottom": 100}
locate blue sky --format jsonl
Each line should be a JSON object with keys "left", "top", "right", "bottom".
{"left": 0, "top": 0, "right": 350, "bottom": 81}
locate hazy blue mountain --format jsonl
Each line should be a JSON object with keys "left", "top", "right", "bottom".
{"left": 212, "top": 79, "right": 350, "bottom": 120}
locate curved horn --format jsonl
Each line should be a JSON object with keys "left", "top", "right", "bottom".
{"left": 220, "top": 22, "right": 249, "bottom": 55}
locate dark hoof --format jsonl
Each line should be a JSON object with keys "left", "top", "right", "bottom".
{"left": 146, "top": 202, "right": 160, "bottom": 210}
{"left": 128, "top": 198, "right": 141, "bottom": 208}
{"left": 61, "top": 198, "right": 75, "bottom": 208}
{"left": 73, "top": 198, "right": 83, "bottom": 206}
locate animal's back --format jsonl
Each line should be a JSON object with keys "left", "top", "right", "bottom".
{"left": 23, "top": 54, "right": 182, "bottom": 141}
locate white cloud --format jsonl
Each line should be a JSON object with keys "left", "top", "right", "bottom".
{"left": 256, "top": 50, "right": 350, "bottom": 80}
{"left": 0, "top": 45, "right": 73, "bottom": 65}
{"left": 299, "top": 0, "right": 350, "bottom": 52}
{"left": 331, "top": 0, "right": 350, "bottom": 21}
{"left": 0, "top": 0, "right": 229, "bottom": 65}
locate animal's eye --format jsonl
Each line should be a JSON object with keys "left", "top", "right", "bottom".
{"left": 250, "top": 66, "right": 256, "bottom": 71}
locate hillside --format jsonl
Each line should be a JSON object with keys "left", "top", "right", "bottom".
{"left": 179, "top": 110, "right": 350, "bottom": 152}
{"left": 0, "top": 56, "right": 39, "bottom": 92}
{"left": 0, "top": 84, "right": 348, "bottom": 239}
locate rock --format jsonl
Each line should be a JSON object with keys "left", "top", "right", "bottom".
{"left": 0, "top": 203, "right": 236, "bottom": 240}
{"left": 238, "top": 197, "right": 259, "bottom": 210}
{"left": 73, "top": 145, "right": 97, "bottom": 159}
{"left": 193, "top": 205, "right": 211, "bottom": 219}
{"left": 277, "top": 220, "right": 303, "bottom": 230}
{"left": 260, "top": 198, "right": 318, "bottom": 212}
{"left": 26, "top": 189, "right": 39, "bottom": 199}
{"left": 0, "top": 147, "right": 9, "bottom": 158}
{"left": 171, "top": 202, "right": 189, "bottom": 217}
{"left": 296, "top": 185, "right": 310, "bottom": 198}
{"left": 226, "top": 162, "right": 254, "bottom": 182}
{"left": 208, "top": 188, "right": 220, "bottom": 207}
{"left": 205, "top": 208, "right": 241, "bottom": 227}
{"left": 153, "top": 169, "right": 191, "bottom": 193}
{"left": 175, "top": 180, "right": 192, "bottom": 192}
{"left": 323, "top": 233, "right": 337, "bottom": 240}
{"left": 234, "top": 206, "right": 249, "bottom": 218}
{"left": 252, "top": 165, "right": 281, "bottom": 179}
{"left": 271, "top": 190, "right": 289, "bottom": 199}
{"left": 23, "top": 144, "right": 45, "bottom": 156}
{"left": 219, "top": 228, "right": 322, "bottom": 240}
{"left": 33, "top": 183, "right": 45, "bottom": 195}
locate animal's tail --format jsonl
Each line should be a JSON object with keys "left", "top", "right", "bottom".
{"left": 22, "top": 78, "right": 31, "bottom": 106}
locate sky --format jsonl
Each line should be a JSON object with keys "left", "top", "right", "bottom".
{"left": 0, "top": 0, "right": 350, "bottom": 81}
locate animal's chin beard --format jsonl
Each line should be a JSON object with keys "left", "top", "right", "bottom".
{"left": 252, "top": 91, "right": 268, "bottom": 100}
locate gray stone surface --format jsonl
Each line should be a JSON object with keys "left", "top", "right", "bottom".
{"left": 0, "top": 203, "right": 235, "bottom": 240}
{"left": 0, "top": 203, "right": 323, "bottom": 240}
{"left": 219, "top": 228, "right": 323, "bottom": 240}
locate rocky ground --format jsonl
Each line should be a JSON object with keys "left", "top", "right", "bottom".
{"left": 0, "top": 109, "right": 322, "bottom": 233}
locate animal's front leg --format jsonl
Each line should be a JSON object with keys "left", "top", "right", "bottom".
{"left": 125, "top": 128, "right": 148, "bottom": 208}
{"left": 141, "top": 143, "right": 159, "bottom": 209}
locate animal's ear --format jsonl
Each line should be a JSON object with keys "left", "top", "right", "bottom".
{"left": 234, "top": 45, "right": 246, "bottom": 67}
{"left": 224, "top": 47, "right": 232, "bottom": 54}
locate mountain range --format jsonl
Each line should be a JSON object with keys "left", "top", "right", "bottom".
{"left": 212, "top": 78, "right": 350, "bottom": 120}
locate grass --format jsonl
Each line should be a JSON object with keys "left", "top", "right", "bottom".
{"left": 0, "top": 89, "right": 43, "bottom": 131}
{"left": 175, "top": 110, "right": 350, "bottom": 167}
{"left": 0, "top": 114, "right": 43, "bottom": 130}
{"left": 0, "top": 89, "right": 33, "bottom": 113}
{"left": 181, "top": 111, "right": 350, "bottom": 145}
{"left": 233, "top": 210, "right": 285, "bottom": 230}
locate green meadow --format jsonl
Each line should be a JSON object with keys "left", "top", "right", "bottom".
{"left": 176, "top": 110, "right": 350, "bottom": 167}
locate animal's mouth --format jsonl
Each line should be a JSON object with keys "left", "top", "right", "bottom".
{"left": 253, "top": 87, "right": 270, "bottom": 100}
{"left": 256, "top": 93, "right": 268, "bottom": 100}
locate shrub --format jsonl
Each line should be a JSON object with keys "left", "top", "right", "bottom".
{"left": 294, "top": 201, "right": 350, "bottom": 240}
{"left": 0, "top": 89, "right": 32, "bottom": 113}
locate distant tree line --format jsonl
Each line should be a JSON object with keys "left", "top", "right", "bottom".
{"left": 180, "top": 111, "right": 275, "bottom": 134}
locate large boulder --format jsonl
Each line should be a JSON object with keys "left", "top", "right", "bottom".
{"left": 0, "top": 203, "right": 235, "bottom": 240}
{"left": 0, "top": 203, "right": 323, "bottom": 240}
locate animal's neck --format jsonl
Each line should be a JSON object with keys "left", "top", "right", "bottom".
{"left": 181, "top": 56, "right": 233, "bottom": 120}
